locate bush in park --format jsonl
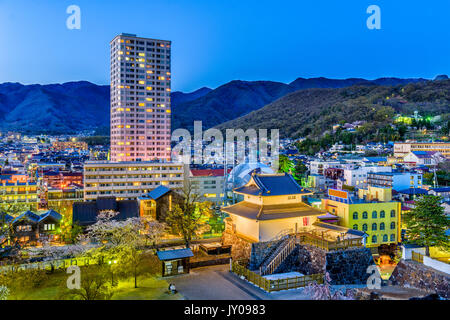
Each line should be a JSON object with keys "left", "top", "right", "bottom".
{"left": 0, "top": 285, "right": 9, "bottom": 300}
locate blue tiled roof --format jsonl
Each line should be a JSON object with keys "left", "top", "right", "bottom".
{"left": 397, "top": 188, "right": 429, "bottom": 195}
{"left": 235, "top": 173, "right": 311, "bottom": 196}
{"left": 365, "top": 157, "right": 387, "bottom": 162}
{"left": 157, "top": 248, "right": 193, "bottom": 261}
{"left": 38, "top": 209, "right": 62, "bottom": 222}
{"left": 12, "top": 211, "right": 40, "bottom": 224}
{"left": 141, "top": 185, "right": 171, "bottom": 200}
{"left": 0, "top": 212, "right": 13, "bottom": 224}
{"left": 431, "top": 187, "right": 450, "bottom": 193}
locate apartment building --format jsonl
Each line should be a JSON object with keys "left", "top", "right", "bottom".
{"left": 367, "top": 171, "right": 422, "bottom": 191}
{"left": 394, "top": 142, "right": 450, "bottom": 159}
{"left": 110, "top": 33, "right": 172, "bottom": 162}
{"left": 0, "top": 181, "right": 38, "bottom": 210}
{"left": 343, "top": 166, "right": 392, "bottom": 188}
{"left": 83, "top": 161, "right": 184, "bottom": 200}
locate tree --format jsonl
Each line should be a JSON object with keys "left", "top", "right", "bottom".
{"left": 278, "top": 154, "right": 294, "bottom": 173}
{"left": 0, "top": 285, "right": 9, "bottom": 300}
{"left": 60, "top": 220, "right": 83, "bottom": 244}
{"left": 60, "top": 265, "right": 113, "bottom": 300}
{"left": 293, "top": 161, "right": 308, "bottom": 181}
{"left": 403, "top": 195, "right": 450, "bottom": 256}
{"left": 81, "top": 211, "right": 165, "bottom": 288}
{"left": 165, "top": 182, "right": 212, "bottom": 248}
{"left": 0, "top": 203, "right": 32, "bottom": 216}
{"left": 303, "top": 273, "right": 355, "bottom": 300}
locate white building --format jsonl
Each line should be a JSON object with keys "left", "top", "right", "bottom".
{"left": 83, "top": 161, "right": 184, "bottom": 200}
{"left": 189, "top": 168, "right": 229, "bottom": 206}
{"left": 110, "top": 33, "right": 172, "bottom": 162}
{"left": 403, "top": 151, "right": 445, "bottom": 167}
{"left": 343, "top": 166, "right": 392, "bottom": 188}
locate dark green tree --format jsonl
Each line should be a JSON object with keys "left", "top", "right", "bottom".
{"left": 403, "top": 195, "right": 450, "bottom": 256}
{"left": 278, "top": 154, "right": 294, "bottom": 174}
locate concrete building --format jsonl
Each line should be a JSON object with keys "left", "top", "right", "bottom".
{"left": 110, "top": 33, "right": 172, "bottom": 162}
{"left": 367, "top": 171, "right": 422, "bottom": 191}
{"left": 83, "top": 161, "right": 184, "bottom": 200}
{"left": 394, "top": 142, "right": 450, "bottom": 160}
{"left": 343, "top": 166, "right": 392, "bottom": 188}
{"left": 322, "top": 186, "right": 401, "bottom": 248}
{"left": 189, "top": 168, "right": 230, "bottom": 206}
{"left": 403, "top": 151, "right": 446, "bottom": 167}
{"left": 0, "top": 181, "right": 38, "bottom": 210}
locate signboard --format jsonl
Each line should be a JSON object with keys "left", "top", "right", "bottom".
{"left": 328, "top": 188, "right": 348, "bottom": 199}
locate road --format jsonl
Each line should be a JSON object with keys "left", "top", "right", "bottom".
{"left": 165, "top": 264, "right": 313, "bottom": 300}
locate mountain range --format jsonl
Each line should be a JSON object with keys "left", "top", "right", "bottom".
{"left": 0, "top": 76, "right": 441, "bottom": 135}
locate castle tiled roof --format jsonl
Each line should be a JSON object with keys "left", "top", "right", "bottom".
{"left": 222, "top": 201, "right": 324, "bottom": 221}
{"left": 234, "top": 173, "right": 312, "bottom": 196}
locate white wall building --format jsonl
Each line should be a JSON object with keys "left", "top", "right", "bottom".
{"left": 83, "top": 161, "right": 184, "bottom": 200}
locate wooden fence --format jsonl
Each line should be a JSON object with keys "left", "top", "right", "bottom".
{"left": 0, "top": 256, "right": 98, "bottom": 274}
{"left": 297, "top": 234, "right": 362, "bottom": 251}
{"left": 412, "top": 251, "right": 424, "bottom": 263}
{"left": 232, "top": 262, "right": 323, "bottom": 292}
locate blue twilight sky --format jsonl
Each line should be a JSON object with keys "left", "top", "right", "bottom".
{"left": 0, "top": 0, "right": 449, "bottom": 92}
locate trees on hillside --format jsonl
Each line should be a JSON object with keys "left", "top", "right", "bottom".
{"left": 403, "top": 195, "right": 450, "bottom": 256}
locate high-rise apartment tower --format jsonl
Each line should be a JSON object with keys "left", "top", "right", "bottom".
{"left": 110, "top": 33, "right": 172, "bottom": 162}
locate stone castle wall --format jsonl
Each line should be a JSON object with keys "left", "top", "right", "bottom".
{"left": 275, "top": 245, "right": 375, "bottom": 285}
{"left": 390, "top": 259, "right": 450, "bottom": 299}
{"left": 326, "top": 247, "right": 375, "bottom": 285}
{"left": 221, "top": 218, "right": 251, "bottom": 263}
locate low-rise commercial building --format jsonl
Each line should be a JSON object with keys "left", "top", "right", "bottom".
{"left": 394, "top": 141, "right": 450, "bottom": 159}
{"left": 188, "top": 168, "right": 229, "bottom": 206}
{"left": 367, "top": 171, "right": 422, "bottom": 191}
{"left": 321, "top": 186, "right": 401, "bottom": 248}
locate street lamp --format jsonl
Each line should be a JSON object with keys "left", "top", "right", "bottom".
{"left": 109, "top": 260, "right": 118, "bottom": 286}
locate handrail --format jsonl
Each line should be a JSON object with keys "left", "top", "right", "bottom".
{"left": 260, "top": 236, "right": 296, "bottom": 276}
{"left": 232, "top": 261, "right": 323, "bottom": 292}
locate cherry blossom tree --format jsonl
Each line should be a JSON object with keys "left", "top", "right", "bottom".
{"left": 303, "top": 273, "right": 355, "bottom": 300}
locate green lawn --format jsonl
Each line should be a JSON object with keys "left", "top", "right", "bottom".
{"left": 112, "top": 277, "right": 182, "bottom": 300}
{"left": 5, "top": 271, "right": 182, "bottom": 300}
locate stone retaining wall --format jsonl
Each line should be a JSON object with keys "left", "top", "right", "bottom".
{"left": 389, "top": 259, "right": 450, "bottom": 299}
{"left": 274, "top": 245, "right": 375, "bottom": 285}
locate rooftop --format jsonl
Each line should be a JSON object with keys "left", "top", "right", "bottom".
{"left": 222, "top": 201, "right": 324, "bottom": 221}
{"left": 234, "top": 173, "right": 312, "bottom": 197}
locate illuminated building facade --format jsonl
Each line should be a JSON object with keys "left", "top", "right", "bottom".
{"left": 394, "top": 142, "right": 450, "bottom": 159}
{"left": 110, "top": 33, "right": 172, "bottom": 162}
{"left": 321, "top": 187, "right": 401, "bottom": 248}
{"left": 83, "top": 161, "right": 184, "bottom": 200}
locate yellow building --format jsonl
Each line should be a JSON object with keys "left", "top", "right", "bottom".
{"left": 0, "top": 181, "right": 38, "bottom": 211}
{"left": 394, "top": 142, "right": 450, "bottom": 159}
{"left": 321, "top": 186, "right": 401, "bottom": 248}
